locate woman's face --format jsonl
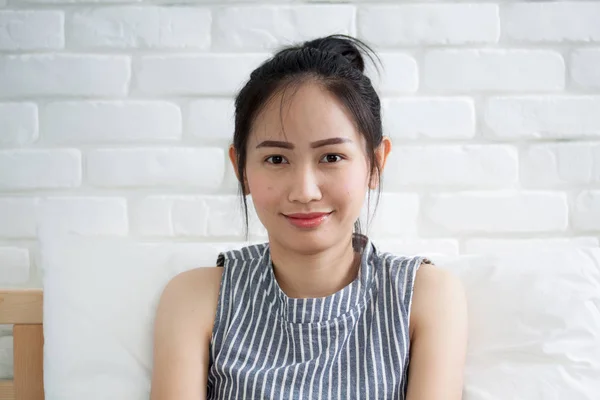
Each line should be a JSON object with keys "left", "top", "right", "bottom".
{"left": 231, "top": 81, "right": 389, "bottom": 254}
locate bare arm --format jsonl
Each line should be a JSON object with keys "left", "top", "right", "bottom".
{"left": 150, "top": 267, "right": 223, "bottom": 400}
{"left": 406, "top": 263, "right": 468, "bottom": 400}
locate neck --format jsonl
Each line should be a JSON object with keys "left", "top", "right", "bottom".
{"left": 268, "top": 233, "right": 361, "bottom": 299}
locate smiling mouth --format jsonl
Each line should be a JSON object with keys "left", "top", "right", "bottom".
{"left": 283, "top": 212, "right": 333, "bottom": 229}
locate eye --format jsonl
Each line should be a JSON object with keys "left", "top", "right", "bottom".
{"left": 320, "top": 154, "right": 343, "bottom": 163}
{"left": 265, "top": 155, "right": 288, "bottom": 165}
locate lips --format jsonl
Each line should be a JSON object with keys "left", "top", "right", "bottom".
{"left": 284, "top": 211, "right": 332, "bottom": 229}
{"left": 285, "top": 212, "right": 331, "bottom": 219}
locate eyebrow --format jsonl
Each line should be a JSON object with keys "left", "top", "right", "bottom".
{"left": 255, "top": 137, "right": 352, "bottom": 149}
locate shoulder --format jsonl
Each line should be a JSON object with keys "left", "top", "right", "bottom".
{"left": 159, "top": 267, "right": 223, "bottom": 308}
{"left": 155, "top": 267, "right": 223, "bottom": 338}
{"left": 151, "top": 268, "right": 223, "bottom": 398}
{"left": 218, "top": 242, "right": 269, "bottom": 264}
{"left": 162, "top": 267, "right": 223, "bottom": 299}
{"left": 409, "top": 261, "right": 467, "bottom": 338}
{"left": 404, "top": 262, "right": 468, "bottom": 398}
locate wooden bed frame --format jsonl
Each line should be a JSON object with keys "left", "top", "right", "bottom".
{"left": 0, "top": 290, "right": 44, "bottom": 400}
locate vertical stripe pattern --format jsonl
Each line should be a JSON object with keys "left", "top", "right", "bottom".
{"left": 207, "top": 234, "right": 430, "bottom": 400}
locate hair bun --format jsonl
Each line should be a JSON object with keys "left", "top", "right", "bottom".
{"left": 303, "top": 34, "right": 372, "bottom": 74}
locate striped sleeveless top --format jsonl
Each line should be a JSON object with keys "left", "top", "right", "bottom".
{"left": 207, "top": 234, "right": 433, "bottom": 400}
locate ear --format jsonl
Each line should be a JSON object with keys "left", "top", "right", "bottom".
{"left": 369, "top": 136, "right": 392, "bottom": 190}
{"left": 228, "top": 144, "right": 250, "bottom": 195}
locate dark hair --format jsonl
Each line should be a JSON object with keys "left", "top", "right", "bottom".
{"left": 232, "top": 34, "right": 384, "bottom": 239}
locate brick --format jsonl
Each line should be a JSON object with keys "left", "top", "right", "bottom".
{"left": 573, "top": 191, "right": 600, "bottom": 231}
{"left": 485, "top": 96, "right": 600, "bottom": 139}
{"left": 362, "top": 193, "right": 420, "bottom": 237}
{"left": 213, "top": 5, "right": 354, "bottom": 50}
{"left": 131, "top": 195, "right": 264, "bottom": 238}
{"left": 521, "top": 143, "right": 600, "bottom": 186}
{"left": 0, "top": 149, "right": 81, "bottom": 190}
{"left": 87, "top": 148, "right": 224, "bottom": 189}
{"left": 38, "top": 197, "right": 128, "bottom": 236}
{"left": 172, "top": 197, "right": 210, "bottom": 237}
{"left": 0, "top": 198, "right": 37, "bottom": 238}
{"left": 42, "top": 101, "right": 181, "bottom": 143}
{"left": 211, "top": 196, "right": 266, "bottom": 238}
{"left": 382, "top": 97, "right": 475, "bottom": 139}
{"left": 505, "top": 3, "right": 600, "bottom": 43}
{"left": 384, "top": 145, "right": 518, "bottom": 189}
{"left": 0, "top": 10, "right": 63, "bottom": 50}
{"left": 131, "top": 196, "right": 212, "bottom": 237}
{"left": 466, "top": 237, "right": 600, "bottom": 254}
{"left": 205, "top": 196, "right": 244, "bottom": 237}
{"left": 188, "top": 99, "right": 235, "bottom": 140}
{"left": 136, "top": 54, "right": 265, "bottom": 96}
{"left": 130, "top": 196, "right": 173, "bottom": 236}
{"left": 0, "top": 103, "right": 38, "bottom": 146}
{"left": 571, "top": 49, "right": 600, "bottom": 89}
{"left": 365, "top": 53, "right": 418, "bottom": 94}
{"left": 424, "top": 50, "right": 565, "bottom": 92}
{"left": 0, "top": 55, "right": 130, "bottom": 98}
{"left": 68, "top": 7, "right": 210, "bottom": 49}
{"left": 0, "top": 247, "right": 30, "bottom": 285}
{"left": 359, "top": 4, "right": 499, "bottom": 46}
{"left": 424, "top": 192, "right": 569, "bottom": 233}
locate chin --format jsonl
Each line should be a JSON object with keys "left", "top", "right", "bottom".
{"left": 284, "top": 236, "right": 331, "bottom": 255}
{"left": 270, "top": 225, "right": 344, "bottom": 255}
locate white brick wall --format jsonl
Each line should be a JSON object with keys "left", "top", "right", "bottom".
{"left": 485, "top": 96, "right": 600, "bottom": 139}
{"left": 135, "top": 54, "right": 265, "bottom": 95}
{"left": 67, "top": 7, "right": 211, "bottom": 49}
{"left": 0, "top": 103, "right": 38, "bottom": 146}
{"left": 213, "top": 5, "right": 356, "bottom": 50}
{"left": 572, "top": 49, "right": 600, "bottom": 89}
{"left": 0, "top": 149, "right": 81, "bottom": 190}
{"left": 424, "top": 50, "right": 565, "bottom": 92}
{"left": 86, "top": 148, "right": 224, "bottom": 188}
{"left": 0, "top": 10, "right": 64, "bottom": 50}
{"left": 384, "top": 145, "right": 518, "bottom": 188}
{"left": 382, "top": 97, "right": 475, "bottom": 139}
{"left": 1, "top": 0, "right": 599, "bottom": 379}
{"left": 0, "top": 55, "right": 131, "bottom": 97}
{"left": 42, "top": 101, "right": 182, "bottom": 143}
{"left": 358, "top": 4, "right": 500, "bottom": 46}
{"left": 504, "top": 3, "right": 600, "bottom": 43}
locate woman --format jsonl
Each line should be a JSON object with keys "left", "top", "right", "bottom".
{"left": 150, "top": 34, "right": 468, "bottom": 400}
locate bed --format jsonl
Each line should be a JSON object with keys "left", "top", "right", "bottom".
{"left": 0, "top": 289, "right": 43, "bottom": 400}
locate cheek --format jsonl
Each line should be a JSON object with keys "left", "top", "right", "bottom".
{"left": 329, "top": 165, "right": 369, "bottom": 203}
{"left": 350, "top": 161, "right": 371, "bottom": 189}
{"left": 247, "top": 170, "right": 280, "bottom": 212}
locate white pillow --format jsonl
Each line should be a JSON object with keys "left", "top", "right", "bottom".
{"left": 40, "top": 234, "right": 600, "bottom": 399}
{"left": 437, "top": 249, "right": 600, "bottom": 399}
{"left": 40, "top": 234, "right": 243, "bottom": 400}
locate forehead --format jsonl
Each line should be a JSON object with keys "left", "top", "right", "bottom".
{"left": 248, "top": 81, "right": 362, "bottom": 147}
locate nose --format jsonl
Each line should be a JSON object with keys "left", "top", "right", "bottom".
{"left": 288, "top": 165, "right": 322, "bottom": 204}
